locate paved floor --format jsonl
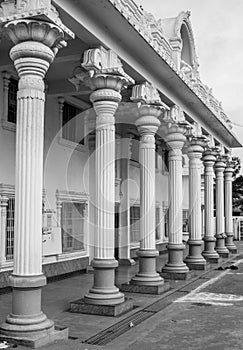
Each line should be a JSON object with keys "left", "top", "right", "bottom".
{"left": 1, "top": 243, "right": 243, "bottom": 349}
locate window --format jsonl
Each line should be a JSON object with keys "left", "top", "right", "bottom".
{"left": 61, "top": 202, "right": 85, "bottom": 252}
{"left": 130, "top": 206, "right": 140, "bottom": 243}
{"left": 8, "top": 78, "right": 18, "bottom": 124}
{"left": 164, "top": 208, "right": 169, "bottom": 238}
{"left": 155, "top": 207, "right": 160, "bottom": 240}
{"left": 6, "top": 198, "right": 15, "bottom": 260}
{"left": 183, "top": 209, "right": 189, "bottom": 232}
{"left": 162, "top": 149, "right": 169, "bottom": 172}
{"left": 62, "top": 102, "right": 84, "bottom": 144}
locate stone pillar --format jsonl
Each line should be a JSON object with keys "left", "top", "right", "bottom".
{"left": 225, "top": 161, "right": 237, "bottom": 253}
{"left": 0, "top": 19, "right": 68, "bottom": 345}
{"left": 130, "top": 106, "right": 166, "bottom": 288}
{"left": 161, "top": 122, "right": 190, "bottom": 280}
{"left": 215, "top": 155, "right": 230, "bottom": 257}
{"left": 184, "top": 137, "right": 208, "bottom": 270}
{"left": 118, "top": 136, "right": 135, "bottom": 266}
{"left": 202, "top": 149, "right": 220, "bottom": 262}
{"left": 83, "top": 75, "right": 126, "bottom": 306}
{"left": 68, "top": 47, "right": 134, "bottom": 315}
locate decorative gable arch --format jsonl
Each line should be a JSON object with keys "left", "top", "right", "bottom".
{"left": 174, "top": 11, "right": 199, "bottom": 72}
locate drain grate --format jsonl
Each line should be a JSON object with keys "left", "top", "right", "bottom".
{"left": 81, "top": 253, "right": 243, "bottom": 346}
{"left": 83, "top": 309, "right": 154, "bottom": 345}
{"left": 82, "top": 290, "right": 189, "bottom": 345}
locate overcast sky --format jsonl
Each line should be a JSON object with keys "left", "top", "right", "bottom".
{"left": 138, "top": 0, "right": 243, "bottom": 165}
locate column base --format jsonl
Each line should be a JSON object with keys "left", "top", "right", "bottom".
{"left": 225, "top": 233, "right": 238, "bottom": 254}
{"left": 84, "top": 259, "right": 124, "bottom": 306}
{"left": 0, "top": 274, "right": 66, "bottom": 348}
{"left": 215, "top": 237, "right": 230, "bottom": 258}
{"left": 0, "top": 326, "right": 68, "bottom": 349}
{"left": 161, "top": 244, "right": 189, "bottom": 279}
{"left": 120, "top": 281, "right": 170, "bottom": 295}
{"left": 184, "top": 240, "right": 207, "bottom": 270}
{"left": 203, "top": 255, "right": 222, "bottom": 264}
{"left": 70, "top": 298, "right": 133, "bottom": 317}
{"left": 185, "top": 261, "right": 210, "bottom": 271}
{"left": 130, "top": 249, "right": 164, "bottom": 286}
{"left": 118, "top": 258, "right": 136, "bottom": 266}
{"left": 160, "top": 270, "right": 194, "bottom": 281}
{"left": 202, "top": 236, "right": 220, "bottom": 263}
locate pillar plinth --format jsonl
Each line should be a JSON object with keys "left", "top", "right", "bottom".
{"left": 225, "top": 161, "right": 237, "bottom": 253}
{"left": 215, "top": 156, "right": 230, "bottom": 257}
{"left": 184, "top": 137, "right": 207, "bottom": 270}
{"left": 83, "top": 75, "right": 128, "bottom": 306}
{"left": 130, "top": 107, "right": 165, "bottom": 287}
{"left": 202, "top": 149, "right": 220, "bottom": 263}
{"left": 0, "top": 19, "right": 68, "bottom": 345}
{"left": 161, "top": 122, "right": 190, "bottom": 278}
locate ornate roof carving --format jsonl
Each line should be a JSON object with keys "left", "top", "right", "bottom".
{"left": 108, "top": 0, "right": 233, "bottom": 132}
{"left": 0, "top": 0, "right": 74, "bottom": 39}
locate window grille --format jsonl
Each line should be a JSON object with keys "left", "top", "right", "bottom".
{"left": 8, "top": 78, "right": 18, "bottom": 124}
{"left": 6, "top": 197, "right": 15, "bottom": 260}
{"left": 164, "top": 208, "right": 169, "bottom": 238}
{"left": 62, "top": 102, "right": 84, "bottom": 144}
{"left": 183, "top": 209, "right": 189, "bottom": 232}
{"left": 155, "top": 207, "right": 160, "bottom": 240}
{"left": 130, "top": 206, "right": 140, "bottom": 243}
{"left": 61, "top": 202, "right": 85, "bottom": 252}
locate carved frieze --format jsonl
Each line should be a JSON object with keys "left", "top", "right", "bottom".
{"left": 108, "top": 0, "right": 234, "bottom": 133}
{"left": 0, "top": 0, "right": 74, "bottom": 39}
{"left": 70, "top": 46, "right": 134, "bottom": 92}
{"left": 130, "top": 81, "right": 168, "bottom": 110}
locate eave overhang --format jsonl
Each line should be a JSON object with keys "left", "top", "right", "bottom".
{"left": 53, "top": 0, "right": 241, "bottom": 148}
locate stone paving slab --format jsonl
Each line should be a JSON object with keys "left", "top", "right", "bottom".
{"left": 0, "top": 242, "right": 243, "bottom": 349}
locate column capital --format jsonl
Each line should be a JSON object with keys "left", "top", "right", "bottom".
{"left": 214, "top": 155, "right": 228, "bottom": 173}
{"left": 5, "top": 19, "right": 67, "bottom": 93}
{"left": 71, "top": 46, "right": 134, "bottom": 95}
{"left": 202, "top": 147, "right": 219, "bottom": 163}
{"left": 165, "top": 122, "right": 190, "bottom": 150}
{"left": 187, "top": 136, "right": 207, "bottom": 159}
{"left": 5, "top": 18, "right": 66, "bottom": 50}
{"left": 135, "top": 111, "right": 161, "bottom": 136}
{"left": 224, "top": 160, "right": 235, "bottom": 175}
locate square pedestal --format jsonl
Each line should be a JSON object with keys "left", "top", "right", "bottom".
{"left": 161, "top": 270, "right": 194, "bottom": 281}
{"left": 228, "top": 248, "right": 238, "bottom": 254}
{"left": 70, "top": 298, "right": 133, "bottom": 317}
{"left": 185, "top": 262, "right": 210, "bottom": 271}
{"left": 218, "top": 252, "right": 230, "bottom": 258}
{"left": 0, "top": 327, "right": 68, "bottom": 348}
{"left": 118, "top": 258, "right": 136, "bottom": 266}
{"left": 120, "top": 282, "right": 170, "bottom": 295}
{"left": 205, "top": 256, "right": 222, "bottom": 264}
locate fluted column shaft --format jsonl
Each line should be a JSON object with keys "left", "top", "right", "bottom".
{"left": 84, "top": 75, "right": 126, "bottom": 305}
{"left": 225, "top": 162, "right": 237, "bottom": 253}
{"left": 162, "top": 124, "right": 189, "bottom": 276}
{"left": 184, "top": 139, "right": 207, "bottom": 268}
{"left": 202, "top": 150, "right": 220, "bottom": 261}
{"left": 140, "top": 132, "right": 156, "bottom": 250}
{"left": 215, "top": 156, "right": 229, "bottom": 257}
{"left": 119, "top": 137, "right": 135, "bottom": 265}
{"left": 131, "top": 108, "right": 164, "bottom": 286}
{"left": 0, "top": 19, "right": 66, "bottom": 340}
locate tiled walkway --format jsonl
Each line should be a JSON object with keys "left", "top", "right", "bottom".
{"left": 0, "top": 242, "right": 243, "bottom": 349}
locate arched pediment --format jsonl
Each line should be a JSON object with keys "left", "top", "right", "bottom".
{"left": 162, "top": 11, "right": 199, "bottom": 74}
{"left": 174, "top": 11, "right": 199, "bottom": 71}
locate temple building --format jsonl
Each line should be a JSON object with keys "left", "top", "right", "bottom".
{"left": 0, "top": 0, "right": 241, "bottom": 347}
